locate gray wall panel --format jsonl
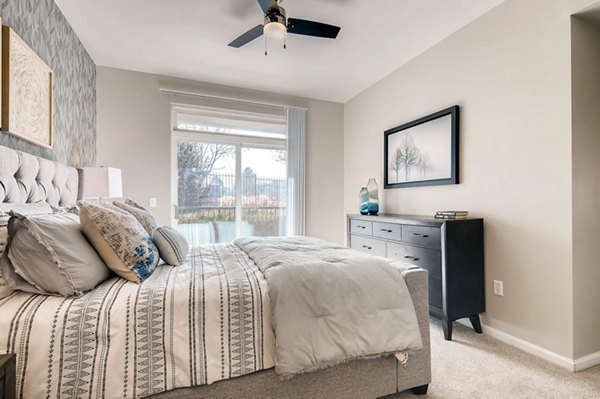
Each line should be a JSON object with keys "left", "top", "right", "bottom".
{"left": 0, "top": 0, "right": 96, "bottom": 167}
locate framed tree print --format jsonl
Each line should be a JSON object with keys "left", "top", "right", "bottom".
{"left": 384, "top": 105, "right": 459, "bottom": 189}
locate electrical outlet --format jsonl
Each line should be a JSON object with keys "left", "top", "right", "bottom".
{"left": 493, "top": 280, "right": 504, "bottom": 296}
{"left": 149, "top": 197, "right": 157, "bottom": 208}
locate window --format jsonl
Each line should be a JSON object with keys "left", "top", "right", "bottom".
{"left": 172, "top": 104, "right": 291, "bottom": 245}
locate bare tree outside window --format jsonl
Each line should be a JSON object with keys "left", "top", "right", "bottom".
{"left": 177, "top": 142, "right": 233, "bottom": 207}
{"left": 272, "top": 150, "right": 287, "bottom": 164}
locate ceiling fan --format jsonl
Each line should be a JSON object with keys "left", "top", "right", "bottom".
{"left": 228, "top": 0, "right": 341, "bottom": 52}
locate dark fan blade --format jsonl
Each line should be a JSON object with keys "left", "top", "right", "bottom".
{"left": 257, "top": 0, "right": 276, "bottom": 13}
{"left": 228, "top": 24, "right": 264, "bottom": 48}
{"left": 287, "top": 18, "right": 340, "bottom": 39}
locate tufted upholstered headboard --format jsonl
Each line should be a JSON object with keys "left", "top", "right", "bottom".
{"left": 0, "top": 145, "right": 78, "bottom": 207}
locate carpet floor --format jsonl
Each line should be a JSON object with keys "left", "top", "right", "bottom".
{"left": 394, "top": 317, "right": 600, "bottom": 398}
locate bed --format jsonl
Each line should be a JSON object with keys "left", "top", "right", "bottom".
{"left": 0, "top": 144, "right": 431, "bottom": 398}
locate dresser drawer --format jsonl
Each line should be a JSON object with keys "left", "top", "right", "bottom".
{"left": 402, "top": 225, "right": 441, "bottom": 250}
{"left": 350, "top": 219, "right": 373, "bottom": 236}
{"left": 350, "top": 235, "right": 386, "bottom": 257}
{"left": 387, "top": 242, "right": 441, "bottom": 279}
{"left": 372, "top": 222, "right": 401, "bottom": 241}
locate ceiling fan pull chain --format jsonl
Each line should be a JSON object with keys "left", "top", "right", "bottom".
{"left": 284, "top": 35, "right": 287, "bottom": 50}
{"left": 265, "top": 37, "right": 268, "bottom": 56}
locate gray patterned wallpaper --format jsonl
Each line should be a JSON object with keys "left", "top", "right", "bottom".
{"left": 0, "top": 0, "right": 96, "bottom": 167}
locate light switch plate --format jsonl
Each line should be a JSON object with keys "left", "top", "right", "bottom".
{"left": 493, "top": 280, "right": 503, "bottom": 296}
{"left": 149, "top": 197, "right": 157, "bottom": 208}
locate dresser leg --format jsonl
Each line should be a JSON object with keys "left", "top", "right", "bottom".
{"left": 469, "top": 315, "right": 483, "bottom": 334}
{"left": 442, "top": 318, "right": 453, "bottom": 340}
{"left": 410, "top": 384, "right": 429, "bottom": 395}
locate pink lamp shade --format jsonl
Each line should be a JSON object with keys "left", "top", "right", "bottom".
{"left": 78, "top": 167, "right": 123, "bottom": 200}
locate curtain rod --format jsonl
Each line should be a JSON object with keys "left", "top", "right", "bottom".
{"left": 158, "top": 88, "right": 308, "bottom": 111}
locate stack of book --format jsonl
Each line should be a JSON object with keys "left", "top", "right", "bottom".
{"left": 435, "top": 211, "right": 468, "bottom": 220}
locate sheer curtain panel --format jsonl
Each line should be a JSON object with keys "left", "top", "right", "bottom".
{"left": 286, "top": 107, "right": 306, "bottom": 236}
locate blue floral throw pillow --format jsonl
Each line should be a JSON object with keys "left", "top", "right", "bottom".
{"left": 78, "top": 201, "right": 158, "bottom": 283}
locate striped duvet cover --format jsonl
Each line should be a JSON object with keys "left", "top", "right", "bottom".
{"left": 0, "top": 244, "right": 275, "bottom": 399}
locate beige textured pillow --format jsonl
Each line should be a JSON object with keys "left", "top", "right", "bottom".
{"left": 113, "top": 199, "right": 158, "bottom": 235}
{"left": 78, "top": 201, "right": 159, "bottom": 283}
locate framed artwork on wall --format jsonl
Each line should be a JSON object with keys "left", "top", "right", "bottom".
{"left": 1, "top": 26, "right": 53, "bottom": 149}
{"left": 384, "top": 105, "right": 459, "bottom": 189}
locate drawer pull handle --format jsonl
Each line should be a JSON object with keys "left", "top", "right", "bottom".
{"left": 404, "top": 256, "right": 420, "bottom": 261}
{"left": 380, "top": 229, "right": 392, "bottom": 233}
{"left": 359, "top": 226, "right": 366, "bottom": 229}
{"left": 362, "top": 245, "right": 372, "bottom": 250}
{"left": 411, "top": 233, "right": 429, "bottom": 238}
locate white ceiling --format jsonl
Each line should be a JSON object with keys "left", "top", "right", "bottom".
{"left": 55, "top": 0, "right": 504, "bottom": 103}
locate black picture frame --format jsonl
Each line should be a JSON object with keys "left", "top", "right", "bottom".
{"left": 384, "top": 105, "right": 459, "bottom": 189}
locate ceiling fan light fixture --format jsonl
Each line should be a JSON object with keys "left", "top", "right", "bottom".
{"left": 227, "top": 0, "right": 341, "bottom": 50}
{"left": 264, "top": 21, "right": 286, "bottom": 40}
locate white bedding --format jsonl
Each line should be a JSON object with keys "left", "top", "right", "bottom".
{"left": 0, "top": 244, "right": 274, "bottom": 398}
{"left": 235, "top": 236, "right": 423, "bottom": 376}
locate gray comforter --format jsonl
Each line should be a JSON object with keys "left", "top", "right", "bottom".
{"left": 234, "top": 236, "right": 423, "bottom": 377}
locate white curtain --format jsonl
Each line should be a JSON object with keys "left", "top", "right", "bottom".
{"left": 286, "top": 107, "right": 306, "bottom": 236}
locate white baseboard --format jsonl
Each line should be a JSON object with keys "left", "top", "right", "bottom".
{"left": 574, "top": 350, "right": 600, "bottom": 371}
{"left": 454, "top": 319, "right": 585, "bottom": 371}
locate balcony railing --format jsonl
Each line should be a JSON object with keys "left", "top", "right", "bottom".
{"left": 175, "top": 205, "right": 287, "bottom": 245}
{"left": 176, "top": 172, "right": 287, "bottom": 245}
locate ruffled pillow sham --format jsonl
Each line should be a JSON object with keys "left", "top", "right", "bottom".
{"left": 0, "top": 212, "right": 111, "bottom": 297}
{"left": 0, "top": 202, "right": 55, "bottom": 299}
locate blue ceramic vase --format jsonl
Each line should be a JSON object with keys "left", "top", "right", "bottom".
{"left": 367, "top": 178, "right": 379, "bottom": 215}
{"left": 359, "top": 187, "right": 369, "bottom": 215}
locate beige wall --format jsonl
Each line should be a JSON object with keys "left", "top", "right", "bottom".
{"left": 97, "top": 0, "right": 600, "bottom": 363}
{"left": 571, "top": 12, "right": 600, "bottom": 359}
{"left": 344, "top": 0, "right": 597, "bottom": 359}
{"left": 96, "top": 67, "right": 345, "bottom": 244}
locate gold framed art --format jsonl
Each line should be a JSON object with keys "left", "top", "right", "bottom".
{"left": 2, "top": 26, "right": 53, "bottom": 149}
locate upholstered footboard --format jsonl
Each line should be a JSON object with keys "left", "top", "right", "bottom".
{"left": 148, "top": 267, "right": 431, "bottom": 399}
{"left": 398, "top": 268, "right": 432, "bottom": 395}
